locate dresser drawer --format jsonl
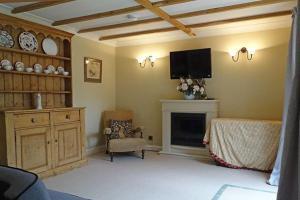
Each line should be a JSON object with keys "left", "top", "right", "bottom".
{"left": 14, "top": 113, "right": 50, "bottom": 129}
{"left": 53, "top": 110, "right": 80, "bottom": 124}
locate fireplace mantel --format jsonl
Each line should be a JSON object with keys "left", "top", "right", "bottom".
{"left": 160, "top": 99, "right": 219, "bottom": 158}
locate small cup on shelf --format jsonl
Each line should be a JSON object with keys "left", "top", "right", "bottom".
{"left": 16, "top": 67, "right": 24, "bottom": 72}
{"left": 63, "top": 71, "right": 69, "bottom": 76}
{"left": 44, "top": 69, "right": 51, "bottom": 74}
{"left": 16, "top": 66, "right": 24, "bottom": 72}
{"left": 3, "top": 65, "right": 13, "bottom": 71}
{"left": 25, "top": 68, "right": 33, "bottom": 73}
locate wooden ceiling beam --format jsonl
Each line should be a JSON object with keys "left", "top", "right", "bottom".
{"left": 99, "top": 10, "right": 292, "bottom": 40}
{"left": 135, "top": 0, "right": 195, "bottom": 36}
{"left": 173, "top": 0, "right": 288, "bottom": 18}
{"left": 188, "top": 10, "right": 292, "bottom": 28}
{"left": 52, "top": 0, "right": 193, "bottom": 26}
{"left": 11, "top": 0, "right": 74, "bottom": 14}
{"left": 79, "top": 0, "right": 286, "bottom": 33}
{"left": 78, "top": 17, "right": 162, "bottom": 33}
{"left": 100, "top": 27, "right": 178, "bottom": 41}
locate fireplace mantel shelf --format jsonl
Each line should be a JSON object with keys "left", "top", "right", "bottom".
{"left": 160, "top": 99, "right": 219, "bottom": 103}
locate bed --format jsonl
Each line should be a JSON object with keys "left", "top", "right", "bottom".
{"left": 204, "top": 118, "right": 282, "bottom": 171}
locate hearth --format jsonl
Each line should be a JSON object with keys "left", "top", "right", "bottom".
{"left": 171, "top": 113, "right": 206, "bottom": 147}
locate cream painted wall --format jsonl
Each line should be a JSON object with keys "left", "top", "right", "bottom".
{"left": 115, "top": 28, "right": 290, "bottom": 146}
{"left": 72, "top": 36, "right": 116, "bottom": 149}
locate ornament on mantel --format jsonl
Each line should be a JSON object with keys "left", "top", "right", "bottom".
{"left": 176, "top": 78, "right": 208, "bottom": 100}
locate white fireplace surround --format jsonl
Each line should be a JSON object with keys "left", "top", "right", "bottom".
{"left": 160, "top": 100, "right": 219, "bottom": 159}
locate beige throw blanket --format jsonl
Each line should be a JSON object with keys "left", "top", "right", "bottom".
{"left": 204, "top": 118, "right": 282, "bottom": 171}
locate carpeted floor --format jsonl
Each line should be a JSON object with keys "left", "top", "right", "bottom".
{"left": 212, "top": 184, "right": 276, "bottom": 200}
{"left": 44, "top": 152, "right": 277, "bottom": 200}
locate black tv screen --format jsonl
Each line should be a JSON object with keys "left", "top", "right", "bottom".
{"left": 170, "top": 48, "right": 212, "bottom": 79}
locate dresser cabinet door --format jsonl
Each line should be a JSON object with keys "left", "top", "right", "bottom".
{"left": 15, "top": 127, "right": 52, "bottom": 174}
{"left": 54, "top": 123, "right": 82, "bottom": 167}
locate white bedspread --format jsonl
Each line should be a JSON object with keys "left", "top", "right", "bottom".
{"left": 204, "top": 118, "right": 282, "bottom": 171}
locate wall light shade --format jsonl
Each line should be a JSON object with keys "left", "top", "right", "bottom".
{"left": 137, "top": 55, "right": 156, "bottom": 68}
{"left": 229, "top": 50, "right": 236, "bottom": 57}
{"left": 137, "top": 57, "right": 144, "bottom": 64}
{"left": 149, "top": 56, "right": 156, "bottom": 63}
{"left": 229, "top": 47, "right": 255, "bottom": 62}
{"left": 248, "top": 48, "right": 256, "bottom": 55}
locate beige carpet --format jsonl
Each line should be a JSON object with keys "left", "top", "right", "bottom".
{"left": 44, "top": 152, "right": 277, "bottom": 200}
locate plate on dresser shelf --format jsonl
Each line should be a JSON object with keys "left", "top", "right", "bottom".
{"left": 0, "top": 30, "right": 14, "bottom": 48}
{"left": 34, "top": 63, "right": 43, "bottom": 73}
{"left": 15, "top": 61, "right": 25, "bottom": 72}
{"left": 42, "top": 38, "right": 58, "bottom": 56}
{"left": 1, "top": 59, "right": 11, "bottom": 67}
{"left": 19, "top": 32, "right": 38, "bottom": 52}
{"left": 47, "top": 65, "right": 56, "bottom": 73}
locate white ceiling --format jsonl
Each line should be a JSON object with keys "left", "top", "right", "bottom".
{"left": 0, "top": 0, "right": 296, "bottom": 46}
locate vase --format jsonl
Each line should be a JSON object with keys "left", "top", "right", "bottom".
{"left": 184, "top": 94, "right": 195, "bottom": 100}
{"left": 35, "top": 93, "right": 42, "bottom": 110}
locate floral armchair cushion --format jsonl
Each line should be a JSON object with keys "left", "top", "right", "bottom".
{"left": 110, "top": 119, "right": 135, "bottom": 139}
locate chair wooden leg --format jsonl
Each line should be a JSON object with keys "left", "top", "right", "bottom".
{"left": 106, "top": 139, "right": 110, "bottom": 154}
{"left": 142, "top": 150, "right": 145, "bottom": 159}
{"left": 110, "top": 152, "right": 114, "bottom": 162}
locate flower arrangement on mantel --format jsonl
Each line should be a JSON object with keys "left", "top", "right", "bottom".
{"left": 176, "top": 78, "right": 207, "bottom": 100}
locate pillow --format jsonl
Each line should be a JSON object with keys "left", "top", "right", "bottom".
{"left": 110, "top": 120, "right": 134, "bottom": 139}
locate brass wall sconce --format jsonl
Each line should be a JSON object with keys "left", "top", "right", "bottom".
{"left": 229, "top": 47, "right": 255, "bottom": 62}
{"left": 137, "top": 56, "right": 156, "bottom": 68}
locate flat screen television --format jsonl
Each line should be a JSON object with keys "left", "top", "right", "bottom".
{"left": 170, "top": 48, "right": 212, "bottom": 79}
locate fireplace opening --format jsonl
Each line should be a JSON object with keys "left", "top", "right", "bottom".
{"left": 171, "top": 113, "right": 206, "bottom": 147}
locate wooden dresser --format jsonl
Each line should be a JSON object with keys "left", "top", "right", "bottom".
{"left": 0, "top": 14, "right": 87, "bottom": 177}
{"left": 0, "top": 107, "right": 86, "bottom": 178}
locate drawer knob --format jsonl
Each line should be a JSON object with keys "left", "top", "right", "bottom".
{"left": 47, "top": 141, "right": 50, "bottom": 144}
{"left": 31, "top": 118, "right": 36, "bottom": 123}
{"left": 66, "top": 114, "right": 71, "bottom": 119}
{"left": 55, "top": 139, "right": 58, "bottom": 143}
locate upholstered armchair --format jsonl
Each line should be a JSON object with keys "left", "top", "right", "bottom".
{"left": 103, "top": 111, "right": 146, "bottom": 162}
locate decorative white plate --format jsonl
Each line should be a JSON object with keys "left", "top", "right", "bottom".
{"left": 42, "top": 38, "right": 58, "bottom": 56}
{"left": 15, "top": 61, "right": 25, "bottom": 72}
{"left": 34, "top": 63, "right": 43, "bottom": 73}
{"left": 19, "top": 32, "right": 38, "bottom": 52}
{"left": 47, "top": 65, "right": 56, "bottom": 73}
{"left": 0, "top": 30, "right": 14, "bottom": 48}
{"left": 1, "top": 59, "right": 11, "bottom": 67}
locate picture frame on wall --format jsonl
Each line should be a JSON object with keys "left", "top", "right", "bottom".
{"left": 84, "top": 57, "right": 102, "bottom": 83}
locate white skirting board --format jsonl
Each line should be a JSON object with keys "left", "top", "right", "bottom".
{"left": 144, "top": 145, "right": 162, "bottom": 152}
{"left": 85, "top": 145, "right": 162, "bottom": 156}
